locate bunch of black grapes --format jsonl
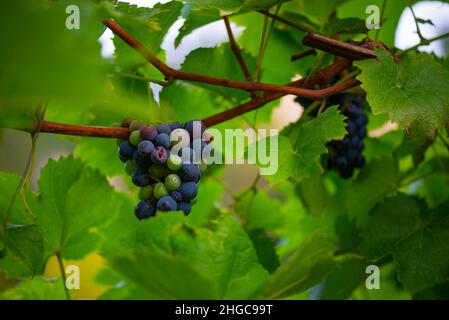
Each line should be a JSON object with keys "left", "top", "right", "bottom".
{"left": 296, "top": 93, "right": 368, "bottom": 179}
{"left": 116, "top": 119, "right": 213, "bottom": 220}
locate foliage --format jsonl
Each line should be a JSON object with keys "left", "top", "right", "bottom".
{"left": 1, "top": 0, "right": 449, "bottom": 300}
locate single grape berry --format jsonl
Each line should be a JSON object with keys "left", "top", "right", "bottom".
{"left": 138, "top": 185, "right": 154, "bottom": 200}
{"left": 138, "top": 140, "right": 155, "bottom": 157}
{"left": 132, "top": 170, "right": 152, "bottom": 187}
{"left": 151, "top": 146, "right": 168, "bottom": 164}
{"left": 140, "top": 126, "right": 158, "bottom": 141}
{"left": 119, "top": 141, "right": 136, "bottom": 160}
{"left": 154, "top": 182, "right": 168, "bottom": 199}
{"left": 177, "top": 202, "right": 192, "bottom": 215}
{"left": 155, "top": 133, "right": 171, "bottom": 149}
{"left": 148, "top": 164, "right": 166, "bottom": 180}
{"left": 134, "top": 200, "right": 156, "bottom": 220}
{"left": 156, "top": 123, "right": 172, "bottom": 135}
{"left": 179, "top": 164, "right": 200, "bottom": 182}
{"left": 129, "top": 130, "right": 142, "bottom": 147}
{"left": 179, "top": 182, "right": 198, "bottom": 201}
{"left": 157, "top": 196, "right": 177, "bottom": 211}
{"left": 165, "top": 174, "right": 181, "bottom": 191}
{"left": 167, "top": 154, "right": 182, "bottom": 171}
{"left": 170, "top": 191, "right": 182, "bottom": 203}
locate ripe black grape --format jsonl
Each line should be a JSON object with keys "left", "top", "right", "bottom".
{"left": 116, "top": 119, "right": 212, "bottom": 219}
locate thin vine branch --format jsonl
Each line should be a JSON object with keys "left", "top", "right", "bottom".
{"left": 256, "top": 9, "right": 315, "bottom": 33}
{"left": 33, "top": 59, "right": 353, "bottom": 137}
{"left": 302, "top": 33, "right": 378, "bottom": 60}
{"left": 104, "top": 19, "right": 355, "bottom": 99}
{"left": 222, "top": 16, "right": 253, "bottom": 83}
{"left": 291, "top": 48, "right": 317, "bottom": 61}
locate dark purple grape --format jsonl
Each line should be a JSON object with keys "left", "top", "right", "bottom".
{"left": 179, "top": 182, "right": 198, "bottom": 201}
{"left": 155, "top": 133, "right": 170, "bottom": 149}
{"left": 134, "top": 151, "right": 151, "bottom": 169}
{"left": 119, "top": 141, "right": 136, "bottom": 160}
{"left": 151, "top": 146, "right": 168, "bottom": 164}
{"left": 156, "top": 123, "right": 171, "bottom": 135}
{"left": 170, "top": 191, "right": 182, "bottom": 203}
{"left": 132, "top": 170, "right": 151, "bottom": 187}
{"left": 137, "top": 140, "right": 155, "bottom": 157}
{"left": 135, "top": 200, "right": 156, "bottom": 220}
{"left": 140, "top": 126, "right": 158, "bottom": 141}
{"left": 179, "top": 164, "right": 200, "bottom": 182}
{"left": 157, "top": 196, "right": 177, "bottom": 211}
{"left": 177, "top": 202, "right": 192, "bottom": 215}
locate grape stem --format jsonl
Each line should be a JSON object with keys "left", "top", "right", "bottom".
{"left": 103, "top": 19, "right": 359, "bottom": 100}
{"left": 32, "top": 59, "right": 353, "bottom": 138}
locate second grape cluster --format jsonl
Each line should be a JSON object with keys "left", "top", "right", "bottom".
{"left": 116, "top": 119, "right": 213, "bottom": 220}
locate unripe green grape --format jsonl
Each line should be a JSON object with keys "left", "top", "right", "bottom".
{"left": 154, "top": 182, "right": 168, "bottom": 199}
{"left": 139, "top": 185, "right": 154, "bottom": 200}
{"left": 167, "top": 154, "right": 182, "bottom": 171}
{"left": 148, "top": 164, "right": 166, "bottom": 180}
{"left": 129, "top": 130, "right": 142, "bottom": 146}
{"left": 125, "top": 160, "right": 137, "bottom": 176}
{"left": 165, "top": 174, "right": 181, "bottom": 191}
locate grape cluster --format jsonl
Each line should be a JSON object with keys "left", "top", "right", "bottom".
{"left": 327, "top": 95, "right": 368, "bottom": 178}
{"left": 116, "top": 119, "right": 213, "bottom": 220}
{"left": 295, "top": 92, "right": 368, "bottom": 179}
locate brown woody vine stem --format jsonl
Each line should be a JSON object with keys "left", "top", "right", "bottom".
{"left": 103, "top": 19, "right": 358, "bottom": 99}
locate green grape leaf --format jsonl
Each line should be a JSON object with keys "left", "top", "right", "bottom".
{"left": 175, "top": 4, "right": 221, "bottom": 47}
{"left": 254, "top": 106, "right": 346, "bottom": 182}
{"left": 160, "top": 84, "right": 218, "bottom": 122}
{"left": 238, "top": 190, "right": 285, "bottom": 231}
{"left": 295, "top": 173, "right": 330, "bottom": 216}
{"left": 232, "top": 12, "right": 308, "bottom": 83}
{"left": 355, "top": 50, "right": 449, "bottom": 139}
{"left": 181, "top": 43, "right": 257, "bottom": 102}
{"left": 262, "top": 232, "right": 340, "bottom": 299}
{"left": 247, "top": 229, "right": 280, "bottom": 274}
{"left": 104, "top": 213, "right": 269, "bottom": 299}
{"left": 320, "top": 258, "right": 368, "bottom": 300}
{"left": 344, "top": 156, "right": 399, "bottom": 225}
{"left": 3, "top": 224, "right": 44, "bottom": 276}
{"left": 0, "top": 0, "right": 108, "bottom": 130}
{"left": 0, "top": 278, "right": 66, "bottom": 300}
{"left": 29, "top": 156, "right": 121, "bottom": 260}
{"left": 361, "top": 194, "right": 449, "bottom": 293}
{"left": 177, "top": 0, "right": 290, "bottom": 13}
{"left": 324, "top": 17, "right": 368, "bottom": 35}
{"left": 0, "top": 173, "right": 44, "bottom": 278}
{"left": 112, "top": 1, "right": 182, "bottom": 69}
{"left": 283, "top": 0, "right": 348, "bottom": 27}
